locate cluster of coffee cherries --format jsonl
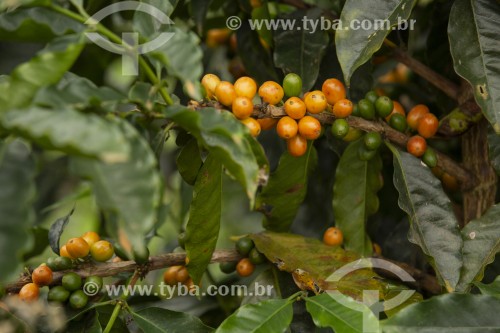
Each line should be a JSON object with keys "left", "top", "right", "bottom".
{"left": 18, "top": 231, "right": 109, "bottom": 307}
{"left": 202, "top": 73, "right": 350, "bottom": 157}
{"left": 219, "top": 236, "right": 267, "bottom": 277}
{"left": 163, "top": 265, "right": 195, "bottom": 291}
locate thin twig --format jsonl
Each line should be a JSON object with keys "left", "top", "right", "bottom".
{"left": 191, "top": 101, "right": 476, "bottom": 190}
{"left": 5, "top": 250, "right": 242, "bottom": 293}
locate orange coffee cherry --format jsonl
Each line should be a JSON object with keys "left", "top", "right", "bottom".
{"left": 201, "top": 74, "right": 221, "bottom": 99}
{"left": 32, "top": 265, "right": 53, "bottom": 286}
{"left": 323, "top": 227, "right": 343, "bottom": 246}
{"left": 332, "top": 99, "right": 353, "bottom": 118}
{"left": 407, "top": 135, "right": 427, "bottom": 157}
{"left": 287, "top": 135, "right": 308, "bottom": 157}
{"left": 304, "top": 90, "right": 327, "bottom": 114}
{"left": 385, "top": 101, "right": 405, "bottom": 122}
{"left": 90, "top": 240, "right": 114, "bottom": 262}
{"left": 176, "top": 266, "right": 190, "bottom": 283}
{"left": 442, "top": 172, "right": 459, "bottom": 191}
{"left": 236, "top": 258, "right": 255, "bottom": 277}
{"left": 66, "top": 237, "right": 90, "bottom": 259}
{"left": 284, "top": 97, "right": 306, "bottom": 120}
{"left": 206, "top": 28, "right": 231, "bottom": 48}
{"left": 258, "top": 81, "right": 284, "bottom": 105}
{"left": 257, "top": 118, "right": 278, "bottom": 130}
{"left": 322, "top": 78, "right": 346, "bottom": 105}
{"left": 241, "top": 117, "right": 261, "bottom": 137}
{"left": 163, "top": 266, "right": 181, "bottom": 286}
{"left": 277, "top": 116, "right": 298, "bottom": 139}
{"left": 60, "top": 245, "right": 74, "bottom": 259}
{"left": 19, "top": 283, "right": 39, "bottom": 302}
{"left": 373, "top": 243, "right": 382, "bottom": 255}
{"left": 417, "top": 113, "right": 439, "bottom": 138}
{"left": 234, "top": 76, "right": 257, "bottom": 99}
{"left": 215, "top": 81, "right": 237, "bottom": 107}
{"left": 81, "top": 231, "right": 100, "bottom": 247}
{"left": 232, "top": 96, "right": 254, "bottom": 119}
{"left": 298, "top": 116, "right": 321, "bottom": 140}
{"left": 407, "top": 104, "right": 429, "bottom": 130}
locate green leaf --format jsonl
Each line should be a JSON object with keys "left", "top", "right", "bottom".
{"left": 274, "top": 8, "right": 329, "bottom": 92}
{"left": 255, "top": 144, "right": 317, "bottom": 232}
{"left": 387, "top": 143, "right": 462, "bottom": 291}
{"left": 22, "top": 226, "right": 49, "bottom": 261}
{"left": 133, "top": 10, "right": 203, "bottom": 100}
{"left": 0, "top": 140, "right": 35, "bottom": 283}
{"left": 251, "top": 5, "right": 273, "bottom": 48}
{"left": 305, "top": 293, "right": 379, "bottom": 333}
{"left": 381, "top": 294, "right": 500, "bottom": 332}
{"left": 250, "top": 232, "right": 420, "bottom": 302}
{"left": 176, "top": 139, "right": 202, "bottom": 186}
{"left": 48, "top": 207, "right": 74, "bottom": 255}
{"left": 164, "top": 106, "right": 266, "bottom": 205}
{"left": 216, "top": 299, "right": 294, "bottom": 333}
{"left": 33, "top": 73, "right": 124, "bottom": 109}
{"left": 2, "top": 107, "right": 130, "bottom": 163}
{"left": 241, "top": 269, "right": 279, "bottom": 305}
{"left": 0, "top": 0, "right": 51, "bottom": 10}
{"left": 132, "top": 307, "right": 213, "bottom": 333}
{"left": 449, "top": 0, "right": 500, "bottom": 133}
{"left": 185, "top": 154, "right": 222, "bottom": 285}
{"left": 474, "top": 276, "right": 500, "bottom": 297}
{"left": 456, "top": 204, "right": 500, "bottom": 292}
{"left": 0, "top": 7, "right": 83, "bottom": 42}
{"left": 71, "top": 119, "right": 162, "bottom": 257}
{"left": 335, "top": 0, "right": 416, "bottom": 85}
{"left": 66, "top": 311, "right": 102, "bottom": 333}
{"left": 191, "top": 0, "right": 213, "bottom": 34}
{"left": 236, "top": 20, "right": 279, "bottom": 84}
{"left": 0, "top": 34, "right": 85, "bottom": 113}
{"left": 333, "top": 140, "right": 382, "bottom": 256}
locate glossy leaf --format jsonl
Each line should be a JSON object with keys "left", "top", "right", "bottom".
{"left": 255, "top": 144, "right": 317, "bottom": 232}
{"left": 0, "top": 34, "right": 84, "bottom": 112}
{"left": 191, "top": 0, "right": 213, "bottom": 34}
{"left": 185, "top": 155, "right": 222, "bottom": 285}
{"left": 66, "top": 311, "right": 102, "bottom": 333}
{"left": 274, "top": 8, "right": 329, "bottom": 92}
{"left": 164, "top": 106, "right": 267, "bottom": 205}
{"left": 236, "top": 20, "right": 278, "bottom": 84}
{"left": 33, "top": 74, "right": 124, "bottom": 108}
{"left": 22, "top": 226, "right": 48, "bottom": 261}
{"left": 381, "top": 294, "right": 500, "bottom": 332}
{"left": 305, "top": 293, "right": 379, "bottom": 333}
{"left": 241, "top": 269, "right": 279, "bottom": 305}
{"left": 474, "top": 276, "right": 500, "bottom": 297}
{"left": 176, "top": 139, "right": 202, "bottom": 186}
{"left": 449, "top": 0, "right": 500, "bottom": 133}
{"left": 456, "top": 203, "right": 500, "bottom": 292}
{"left": 387, "top": 143, "right": 462, "bottom": 291}
{"left": 335, "top": 0, "right": 416, "bottom": 85}
{"left": 0, "top": 140, "right": 35, "bottom": 282}
{"left": 2, "top": 107, "right": 130, "bottom": 163}
{"left": 250, "top": 232, "right": 420, "bottom": 303}
{"left": 133, "top": 10, "right": 203, "bottom": 100}
{"left": 48, "top": 207, "right": 74, "bottom": 255}
{"left": 132, "top": 307, "right": 213, "bottom": 333}
{"left": 216, "top": 298, "right": 294, "bottom": 333}
{"left": 0, "top": 7, "right": 83, "bottom": 42}
{"left": 71, "top": 119, "right": 162, "bottom": 258}
{"left": 333, "top": 139, "right": 382, "bottom": 256}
